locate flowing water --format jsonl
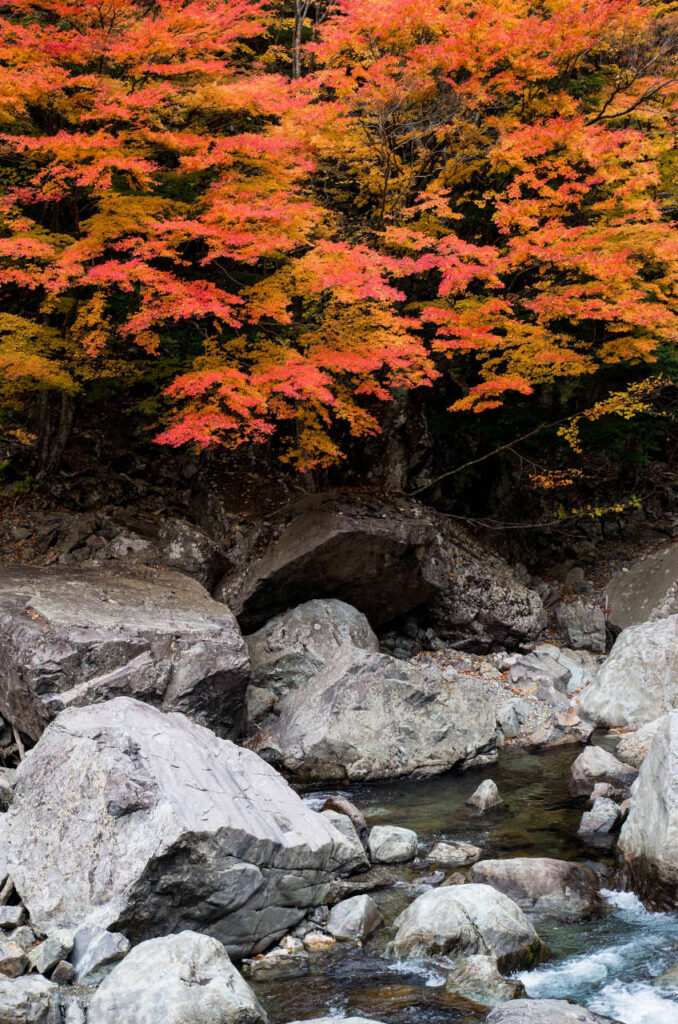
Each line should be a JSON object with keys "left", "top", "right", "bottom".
{"left": 251, "top": 745, "right": 678, "bottom": 1024}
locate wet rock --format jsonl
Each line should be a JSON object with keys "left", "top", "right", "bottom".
{"left": 327, "top": 895, "right": 383, "bottom": 941}
{"left": 0, "top": 769, "right": 15, "bottom": 812}
{"left": 321, "top": 796, "right": 367, "bottom": 842}
{"left": 605, "top": 543, "right": 678, "bottom": 631}
{"left": 0, "top": 940, "right": 27, "bottom": 978}
{"left": 368, "top": 826, "right": 418, "bottom": 864}
{"left": 245, "top": 600, "right": 378, "bottom": 729}
{"left": 218, "top": 493, "right": 545, "bottom": 648}
{"left": 578, "top": 798, "right": 621, "bottom": 837}
{"left": 70, "top": 926, "right": 130, "bottom": 985}
{"left": 467, "top": 780, "right": 503, "bottom": 812}
{"left": 0, "top": 566, "right": 249, "bottom": 742}
{"left": 0, "top": 975, "right": 62, "bottom": 1022}
{"left": 255, "top": 650, "right": 496, "bottom": 782}
{"left": 0, "top": 907, "right": 25, "bottom": 930}
{"left": 428, "top": 841, "right": 482, "bottom": 868}
{"left": 301, "top": 932, "right": 337, "bottom": 952}
{"left": 554, "top": 600, "right": 606, "bottom": 654}
{"left": 88, "top": 931, "right": 267, "bottom": 1024}
{"left": 567, "top": 745, "right": 637, "bottom": 799}
{"left": 330, "top": 867, "right": 399, "bottom": 902}
{"left": 619, "top": 711, "right": 678, "bottom": 903}
{"left": 616, "top": 718, "right": 663, "bottom": 768}
{"left": 470, "top": 859, "right": 601, "bottom": 920}
{"left": 241, "top": 939, "right": 309, "bottom": 980}
{"left": 156, "top": 518, "right": 225, "bottom": 590}
{"left": 484, "top": 999, "right": 618, "bottom": 1022}
{"left": 391, "top": 884, "right": 544, "bottom": 972}
{"left": 521, "top": 712, "right": 594, "bottom": 751}
{"left": 578, "top": 616, "right": 678, "bottom": 728}
{"left": 508, "top": 652, "right": 570, "bottom": 693}
{"left": 320, "top": 811, "right": 369, "bottom": 874}
{"left": 28, "top": 931, "right": 73, "bottom": 975}
{"left": 8, "top": 698, "right": 357, "bottom": 957}
{"left": 50, "top": 960, "right": 75, "bottom": 986}
{"left": 444, "top": 954, "right": 526, "bottom": 1006}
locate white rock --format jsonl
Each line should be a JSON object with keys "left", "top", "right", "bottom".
{"left": 367, "top": 826, "right": 418, "bottom": 864}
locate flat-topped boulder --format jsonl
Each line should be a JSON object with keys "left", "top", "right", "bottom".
{"left": 578, "top": 616, "right": 678, "bottom": 728}
{"left": 218, "top": 493, "right": 545, "bottom": 648}
{"left": 8, "top": 698, "right": 357, "bottom": 956}
{"left": 0, "top": 566, "right": 249, "bottom": 741}
{"left": 252, "top": 649, "right": 496, "bottom": 782}
{"left": 619, "top": 710, "right": 678, "bottom": 904}
{"left": 471, "top": 859, "right": 602, "bottom": 919}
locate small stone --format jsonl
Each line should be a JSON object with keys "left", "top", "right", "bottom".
{"left": 466, "top": 779, "right": 503, "bottom": 812}
{"left": 497, "top": 705, "right": 519, "bottom": 740}
{"left": 445, "top": 954, "right": 526, "bottom": 1007}
{"left": 0, "top": 939, "right": 28, "bottom": 977}
{"left": 28, "top": 930, "right": 74, "bottom": 975}
{"left": 10, "top": 927, "right": 36, "bottom": 952}
{"left": 578, "top": 798, "right": 621, "bottom": 836}
{"left": 0, "top": 906, "right": 26, "bottom": 929}
{"left": 326, "top": 895, "right": 382, "bottom": 942}
{"left": 241, "top": 943, "right": 309, "bottom": 980}
{"left": 367, "top": 825, "right": 418, "bottom": 864}
{"left": 589, "top": 782, "right": 620, "bottom": 804}
{"left": 302, "top": 932, "right": 336, "bottom": 952}
{"left": 71, "top": 926, "right": 130, "bottom": 985}
{"left": 428, "top": 841, "right": 482, "bottom": 868}
{"left": 51, "top": 960, "right": 75, "bottom": 985}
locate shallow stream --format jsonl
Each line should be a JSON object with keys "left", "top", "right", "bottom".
{"left": 251, "top": 745, "right": 678, "bottom": 1024}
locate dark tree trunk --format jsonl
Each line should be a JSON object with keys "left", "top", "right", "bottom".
{"left": 36, "top": 391, "right": 75, "bottom": 478}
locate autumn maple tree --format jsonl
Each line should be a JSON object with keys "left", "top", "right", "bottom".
{"left": 0, "top": 0, "right": 677, "bottom": 476}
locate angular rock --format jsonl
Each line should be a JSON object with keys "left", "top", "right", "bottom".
{"left": 470, "top": 859, "right": 601, "bottom": 920}
{"left": 554, "top": 600, "right": 606, "bottom": 654}
{"left": 28, "top": 931, "right": 73, "bottom": 976}
{"left": 605, "top": 543, "right": 678, "bottom": 631}
{"left": 218, "top": 493, "right": 545, "bottom": 648}
{"left": 616, "top": 718, "right": 663, "bottom": 768}
{"left": 428, "top": 841, "right": 482, "bottom": 868}
{"left": 326, "top": 895, "right": 382, "bottom": 941}
{"left": 568, "top": 746, "right": 637, "bottom": 799}
{"left": 156, "top": 518, "right": 225, "bottom": 590}
{"left": 619, "top": 710, "right": 678, "bottom": 903}
{"left": 245, "top": 599, "right": 378, "bottom": 729}
{"left": 484, "top": 999, "right": 618, "bottom": 1023}
{"left": 241, "top": 940, "right": 309, "bottom": 980}
{"left": 368, "top": 826, "right": 418, "bottom": 864}
{"left": 70, "top": 926, "right": 130, "bottom": 985}
{"left": 578, "top": 616, "right": 678, "bottom": 728}
{"left": 0, "top": 941, "right": 27, "bottom": 978}
{"left": 0, "top": 908, "right": 25, "bottom": 930}
{"left": 0, "top": 769, "right": 15, "bottom": 813}
{"left": 444, "top": 954, "right": 525, "bottom": 1007}
{"left": 508, "top": 652, "right": 570, "bottom": 693}
{"left": 8, "top": 698, "right": 357, "bottom": 957}
{"left": 255, "top": 650, "right": 496, "bottom": 782}
{"left": 302, "top": 932, "right": 336, "bottom": 953}
{"left": 9, "top": 928, "right": 36, "bottom": 953}
{"left": 391, "top": 884, "right": 544, "bottom": 972}
{"left": 0, "top": 975, "right": 62, "bottom": 1023}
{"left": 521, "top": 712, "right": 594, "bottom": 751}
{"left": 88, "top": 931, "right": 267, "bottom": 1024}
{"left": 0, "top": 816, "right": 8, "bottom": 890}
{"left": 497, "top": 705, "right": 519, "bottom": 740}
{"left": 321, "top": 796, "right": 367, "bottom": 841}
{"left": 50, "top": 960, "right": 75, "bottom": 986}
{"left": 0, "top": 566, "right": 249, "bottom": 742}
{"left": 320, "top": 811, "right": 369, "bottom": 874}
{"left": 578, "top": 798, "right": 621, "bottom": 836}
{"left": 589, "top": 782, "right": 619, "bottom": 802}
{"left": 467, "top": 780, "right": 503, "bottom": 812}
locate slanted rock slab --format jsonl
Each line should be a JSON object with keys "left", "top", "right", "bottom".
{"left": 484, "top": 998, "right": 619, "bottom": 1022}
{"left": 87, "top": 931, "right": 267, "bottom": 1024}
{"left": 8, "top": 698, "right": 357, "bottom": 957}
{"left": 0, "top": 566, "right": 249, "bottom": 741}
{"left": 578, "top": 799, "right": 621, "bottom": 837}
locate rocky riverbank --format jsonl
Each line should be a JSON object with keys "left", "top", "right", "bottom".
{"left": 0, "top": 491, "right": 677, "bottom": 1022}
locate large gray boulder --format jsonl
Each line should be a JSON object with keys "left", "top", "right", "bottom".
{"left": 619, "top": 710, "right": 678, "bottom": 903}
{"left": 7, "top": 698, "right": 357, "bottom": 956}
{"left": 554, "top": 600, "right": 606, "bottom": 654}
{"left": 606, "top": 543, "right": 678, "bottom": 631}
{"left": 0, "top": 975, "right": 62, "bottom": 1023}
{"left": 253, "top": 649, "right": 496, "bottom": 782}
{"left": 0, "top": 566, "right": 249, "bottom": 741}
{"left": 484, "top": 1000, "right": 618, "bottom": 1023}
{"left": 218, "top": 494, "right": 545, "bottom": 648}
{"left": 87, "top": 931, "right": 266, "bottom": 1024}
{"left": 391, "top": 884, "right": 544, "bottom": 972}
{"left": 578, "top": 615, "right": 678, "bottom": 727}
{"left": 245, "top": 600, "right": 378, "bottom": 729}
{"left": 567, "top": 745, "right": 637, "bottom": 798}
{"left": 470, "top": 859, "right": 601, "bottom": 919}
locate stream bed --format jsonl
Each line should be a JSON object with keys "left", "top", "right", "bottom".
{"left": 251, "top": 745, "right": 678, "bottom": 1024}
